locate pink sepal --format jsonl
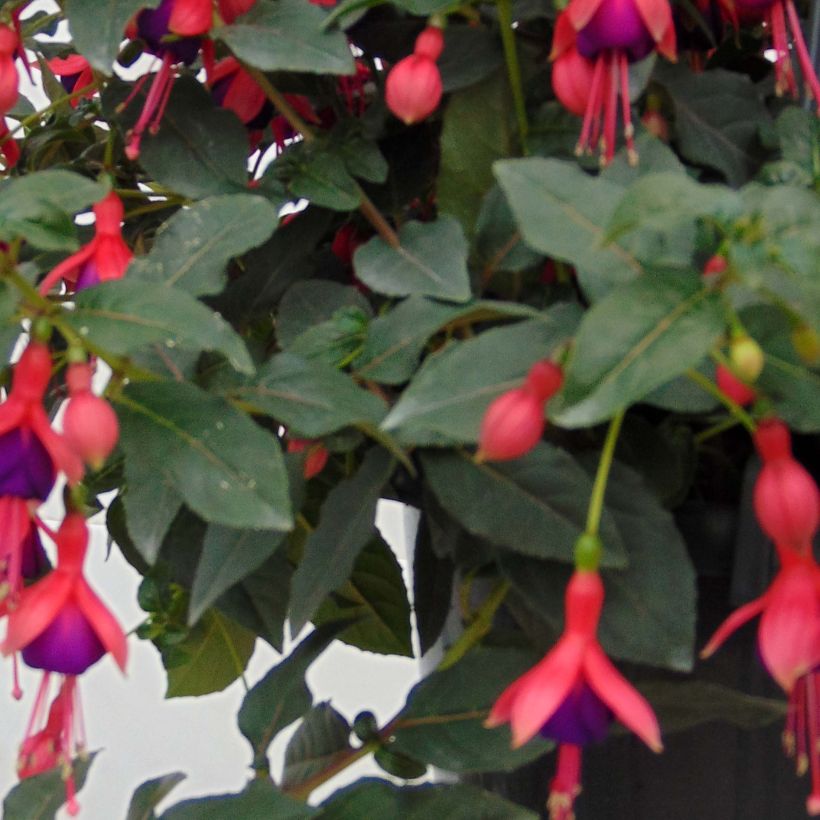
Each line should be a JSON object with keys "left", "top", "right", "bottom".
{"left": 566, "top": 0, "right": 605, "bottom": 31}
{"left": 2, "top": 573, "right": 72, "bottom": 655}
{"left": 0, "top": 398, "right": 26, "bottom": 437}
{"left": 74, "top": 580, "right": 128, "bottom": 672}
{"left": 37, "top": 243, "right": 94, "bottom": 294}
{"left": 28, "top": 410, "right": 84, "bottom": 484}
{"left": 700, "top": 595, "right": 767, "bottom": 658}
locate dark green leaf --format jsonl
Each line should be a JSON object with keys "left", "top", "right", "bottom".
{"left": 554, "top": 275, "right": 724, "bottom": 427}
{"left": 289, "top": 448, "right": 394, "bottom": 632}
{"left": 282, "top": 704, "right": 352, "bottom": 789}
{"left": 281, "top": 144, "right": 360, "bottom": 211}
{"left": 238, "top": 622, "right": 347, "bottom": 767}
{"left": 165, "top": 610, "right": 255, "bottom": 697}
{"left": 437, "top": 26, "right": 505, "bottom": 93}
{"left": 162, "top": 779, "right": 316, "bottom": 819}
{"left": 314, "top": 534, "right": 413, "bottom": 656}
{"left": 68, "top": 279, "right": 254, "bottom": 375}
{"left": 127, "top": 773, "right": 186, "bottom": 820}
{"left": 189, "top": 526, "right": 287, "bottom": 625}
{"left": 117, "top": 381, "right": 292, "bottom": 531}
{"left": 217, "top": 0, "right": 355, "bottom": 75}
{"left": 3, "top": 753, "right": 96, "bottom": 820}
{"left": 438, "top": 71, "right": 512, "bottom": 235}
{"left": 230, "top": 353, "right": 386, "bottom": 437}
{"left": 66, "top": 0, "right": 160, "bottom": 72}
{"left": 353, "top": 216, "right": 472, "bottom": 302}
{"left": 421, "top": 446, "right": 627, "bottom": 568}
{"left": 139, "top": 78, "right": 249, "bottom": 200}
{"left": 473, "top": 186, "right": 541, "bottom": 275}
{"left": 390, "top": 648, "right": 551, "bottom": 773}
{"left": 382, "top": 309, "right": 580, "bottom": 445}
{"left": 129, "top": 195, "right": 278, "bottom": 296}
{"left": 413, "top": 516, "right": 455, "bottom": 655}
{"left": 318, "top": 780, "right": 538, "bottom": 819}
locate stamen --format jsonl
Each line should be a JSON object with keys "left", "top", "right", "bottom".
{"left": 576, "top": 56, "right": 605, "bottom": 156}
{"left": 618, "top": 52, "right": 637, "bottom": 165}
{"left": 784, "top": 0, "right": 820, "bottom": 112}
{"left": 601, "top": 52, "right": 618, "bottom": 166}
{"left": 11, "top": 652, "right": 22, "bottom": 700}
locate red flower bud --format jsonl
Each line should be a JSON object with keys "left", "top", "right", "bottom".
{"left": 525, "top": 360, "right": 563, "bottom": 402}
{"left": 287, "top": 439, "right": 329, "bottom": 479}
{"left": 753, "top": 420, "right": 819, "bottom": 549}
{"left": 385, "top": 55, "right": 442, "bottom": 124}
{"left": 716, "top": 364, "right": 756, "bottom": 407}
{"left": 551, "top": 46, "right": 594, "bottom": 117}
{"left": 478, "top": 387, "right": 545, "bottom": 462}
{"left": 703, "top": 255, "right": 728, "bottom": 279}
{"left": 62, "top": 366, "right": 119, "bottom": 471}
{"left": 414, "top": 27, "right": 444, "bottom": 61}
{"left": 0, "top": 24, "right": 19, "bottom": 116}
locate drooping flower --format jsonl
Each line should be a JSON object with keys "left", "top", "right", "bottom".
{"left": 551, "top": 0, "right": 676, "bottom": 163}
{"left": 386, "top": 27, "right": 445, "bottom": 125}
{"left": 0, "top": 24, "right": 20, "bottom": 116}
{"left": 477, "top": 360, "right": 563, "bottom": 462}
{"left": 487, "top": 569, "right": 662, "bottom": 819}
{"left": 46, "top": 55, "right": 95, "bottom": 106}
{"left": 735, "top": 0, "right": 820, "bottom": 110}
{"left": 61, "top": 363, "right": 120, "bottom": 471}
{"left": 38, "top": 192, "right": 132, "bottom": 294}
{"left": 287, "top": 439, "right": 329, "bottom": 479}
{"left": 0, "top": 342, "right": 83, "bottom": 492}
{"left": 753, "top": 419, "right": 819, "bottom": 550}
{"left": 716, "top": 363, "right": 756, "bottom": 407}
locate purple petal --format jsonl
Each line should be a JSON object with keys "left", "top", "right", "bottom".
{"left": 539, "top": 681, "right": 613, "bottom": 745}
{"left": 136, "top": 0, "right": 202, "bottom": 64}
{"left": 75, "top": 259, "right": 101, "bottom": 291}
{"left": 20, "top": 528, "right": 50, "bottom": 580}
{"left": 0, "top": 428, "right": 56, "bottom": 500}
{"left": 22, "top": 599, "right": 106, "bottom": 675}
{"left": 577, "top": 0, "right": 655, "bottom": 61}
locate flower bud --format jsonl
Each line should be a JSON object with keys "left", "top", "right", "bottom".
{"left": 62, "top": 392, "right": 120, "bottom": 471}
{"left": 0, "top": 25, "right": 19, "bottom": 116}
{"left": 716, "top": 364, "right": 756, "bottom": 407}
{"left": 477, "top": 387, "right": 545, "bottom": 461}
{"left": 287, "top": 439, "right": 329, "bottom": 479}
{"left": 703, "top": 255, "right": 727, "bottom": 279}
{"left": 754, "top": 456, "right": 819, "bottom": 549}
{"left": 730, "top": 335, "right": 764, "bottom": 383}
{"left": 791, "top": 324, "right": 820, "bottom": 366}
{"left": 754, "top": 418, "right": 792, "bottom": 462}
{"left": 525, "top": 360, "right": 564, "bottom": 402}
{"left": 385, "top": 55, "right": 442, "bottom": 124}
{"left": 414, "top": 26, "right": 444, "bottom": 61}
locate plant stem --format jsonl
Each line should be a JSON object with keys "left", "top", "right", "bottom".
{"left": 585, "top": 409, "right": 625, "bottom": 537}
{"left": 694, "top": 415, "right": 740, "bottom": 444}
{"left": 284, "top": 741, "right": 378, "bottom": 800}
{"left": 437, "top": 579, "right": 511, "bottom": 671}
{"left": 496, "top": 0, "right": 529, "bottom": 153}
{"left": 686, "top": 368, "right": 757, "bottom": 434}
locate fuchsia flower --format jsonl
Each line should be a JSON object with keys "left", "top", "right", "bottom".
{"left": 385, "top": 27, "right": 445, "bottom": 125}
{"left": 0, "top": 24, "right": 19, "bottom": 116}
{"left": 47, "top": 55, "right": 94, "bottom": 107}
{"left": 551, "top": 0, "right": 676, "bottom": 164}
{"left": 488, "top": 569, "right": 662, "bottom": 819}
{"left": 478, "top": 360, "right": 563, "bottom": 462}
{"left": 61, "top": 363, "right": 120, "bottom": 472}
{"left": 287, "top": 439, "right": 329, "bottom": 479}
{"left": 38, "top": 192, "right": 132, "bottom": 294}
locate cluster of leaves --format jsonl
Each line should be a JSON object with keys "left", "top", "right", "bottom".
{"left": 2, "top": 0, "right": 818, "bottom": 815}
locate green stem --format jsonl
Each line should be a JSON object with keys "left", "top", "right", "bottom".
{"left": 497, "top": 0, "right": 529, "bottom": 153}
{"left": 437, "top": 579, "right": 510, "bottom": 671}
{"left": 694, "top": 415, "right": 740, "bottom": 444}
{"left": 686, "top": 368, "right": 757, "bottom": 434}
{"left": 284, "top": 741, "right": 378, "bottom": 800}
{"left": 585, "top": 409, "right": 625, "bottom": 537}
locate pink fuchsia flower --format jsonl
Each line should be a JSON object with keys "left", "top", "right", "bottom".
{"left": 46, "top": 55, "right": 94, "bottom": 107}
{"left": 487, "top": 570, "right": 662, "bottom": 819}
{"left": 0, "top": 24, "right": 19, "bottom": 116}
{"left": 38, "top": 192, "right": 132, "bottom": 294}
{"left": 753, "top": 419, "right": 819, "bottom": 551}
{"left": 2, "top": 513, "right": 128, "bottom": 676}
{"left": 552, "top": 0, "right": 676, "bottom": 164}
{"left": 386, "top": 27, "right": 445, "bottom": 125}
{"left": 287, "top": 439, "right": 329, "bottom": 479}
{"left": 477, "top": 360, "right": 563, "bottom": 462}
{"left": 0, "top": 342, "right": 83, "bottom": 494}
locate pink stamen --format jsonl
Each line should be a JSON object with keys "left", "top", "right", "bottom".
{"left": 548, "top": 744, "right": 583, "bottom": 820}
{"left": 576, "top": 55, "right": 606, "bottom": 155}
{"left": 809, "top": 674, "right": 820, "bottom": 796}
{"left": 770, "top": 2, "right": 797, "bottom": 96}
{"left": 149, "top": 64, "right": 176, "bottom": 135}
{"left": 601, "top": 52, "right": 618, "bottom": 166}
{"left": 11, "top": 652, "right": 22, "bottom": 700}
{"left": 116, "top": 71, "right": 151, "bottom": 113}
{"left": 61, "top": 677, "right": 79, "bottom": 816}
{"left": 126, "top": 53, "right": 175, "bottom": 160}
{"left": 23, "top": 673, "right": 51, "bottom": 743}
{"left": 618, "top": 51, "right": 637, "bottom": 165}
{"left": 784, "top": 0, "right": 820, "bottom": 113}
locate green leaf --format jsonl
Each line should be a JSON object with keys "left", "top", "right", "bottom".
{"left": 139, "top": 78, "right": 250, "bottom": 200}
{"left": 656, "top": 63, "right": 770, "bottom": 186}
{"left": 282, "top": 703, "right": 352, "bottom": 789}
{"left": 473, "top": 186, "right": 542, "bottom": 275}
{"left": 390, "top": 648, "right": 551, "bottom": 773}
{"left": 3, "top": 753, "right": 97, "bottom": 820}
{"left": 318, "top": 780, "right": 538, "bottom": 820}
{"left": 116, "top": 381, "right": 292, "bottom": 531}
{"left": 355, "top": 297, "right": 542, "bottom": 386}
{"left": 421, "top": 445, "right": 627, "bottom": 568}
{"left": 162, "top": 779, "right": 316, "bottom": 819}
{"left": 314, "top": 534, "right": 413, "bottom": 656}
{"left": 501, "top": 460, "right": 696, "bottom": 671}
{"left": 554, "top": 275, "right": 724, "bottom": 427}
{"left": 165, "top": 610, "right": 255, "bottom": 698}
{"left": 189, "top": 526, "right": 287, "bottom": 625}
{"left": 278, "top": 143, "right": 360, "bottom": 211}
{"left": 66, "top": 0, "right": 160, "bottom": 72}
{"left": 230, "top": 353, "right": 387, "bottom": 437}
{"left": 129, "top": 195, "right": 278, "bottom": 296}
{"left": 382, "top": 309, "right": 580, "bottom": 445}
{"left": 127, "top": 773, "right": 186, "bottom": 820}
{"left": 494, "top": 158, "right": 644, "bottom": 294}
{"left": 773, "top": 106, "right": 820, "bottom": 180}
{"left": 68, "top": 279, "right": 254, "bottom": 375}
{"left": 438, "top": 71, "right": 512, "bottom": 235}
{"left": 289, "top": 448, "right": 395, "bottom": 632}
{"left": 0, "top": 170, "right": 108, "bottom": 250}
{"left": 238, "top": 623, "right": 347, "bottom": 768}
{"left": 353, "top": 216, "right": 472, "bottom": 303}
{"left": 217, "top": 0, "right": 355, "bottom": 75}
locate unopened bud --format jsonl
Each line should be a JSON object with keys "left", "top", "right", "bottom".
{"left": 729, "top": 335, "right": 764, "bottom": 383}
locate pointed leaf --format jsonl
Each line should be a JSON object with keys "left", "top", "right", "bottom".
{"left": 162, "top": 779, "right": 316, "bottom": 819}
{"left": 127, "top": 773, "right": 186, "bottom": 820}
{"left": 282, "top": 704, "right": 352, "bottom": 789}
{"left": 116, "top": 381, "right": 292, "bottom": 531}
